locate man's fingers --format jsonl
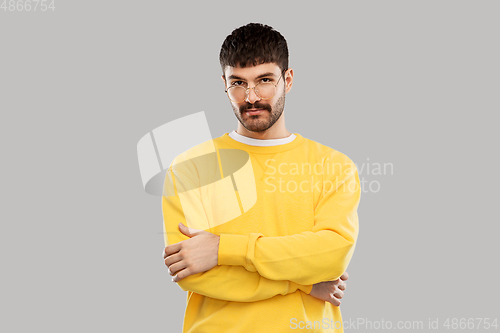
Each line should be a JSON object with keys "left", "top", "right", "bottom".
{"left": 172, "top": 268, "right": 191, "bottom": 283}
{"left": 164, "top": 252, "right": 183, "bottom": 267}
{"left": 332, "top": 289, "right": 344, "bottom": 299}
{"left": 164, "top": 243, "right": 181, "bottom": 258}
{"left": 329, "top": 293, "right": 341, "bottom": 306}
{"left": 163, "top": 247, "right": 169, "bottom": 259}
{"left": 337, "top": 281, "right": 346, "bottom": 291}
{"left": 168, "top": 260, "right": 188, "bottom": 276}
{"left": 340, "top": 271, "right": 349, "bottom": 281}
{"left": 178, "top": 223, "right": 206, "bottom": 237}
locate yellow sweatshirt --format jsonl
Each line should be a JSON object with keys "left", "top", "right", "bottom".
{"left": 162, "top": 132, "right": 360, "bottom": 333}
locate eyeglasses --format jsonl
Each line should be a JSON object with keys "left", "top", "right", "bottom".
{"left": 225, "top": 71, "right": 286, "bottom": 103}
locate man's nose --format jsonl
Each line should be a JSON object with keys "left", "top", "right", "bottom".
{"left": 245, "top": 87, "right": 261, "bottom": 104}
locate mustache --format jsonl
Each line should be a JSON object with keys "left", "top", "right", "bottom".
{"left": 240, "top": 102, "right": 271, "bottom": 112}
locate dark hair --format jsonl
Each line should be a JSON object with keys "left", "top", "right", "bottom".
{"left": 219, "top": 23, "right": 289, "bottom": 77}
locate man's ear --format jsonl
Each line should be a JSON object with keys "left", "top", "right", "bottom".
{"left": 221, "top": 75, "right": 226, "bottom": 87}
{"left": 284, "top": 68, "right": 294, "bottom": 94}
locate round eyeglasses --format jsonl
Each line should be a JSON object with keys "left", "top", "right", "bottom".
{"left": 225, "top": 71, "right": 285, "bottom": 103}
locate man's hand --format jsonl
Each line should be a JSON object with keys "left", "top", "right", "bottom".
{"left": 163, "top": 223, "right": 220, "bottom": 282}
{"left": 309, "top": 272, "right": 349, "bottom": 306}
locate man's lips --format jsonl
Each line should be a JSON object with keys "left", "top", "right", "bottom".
{"left": 244, "top": 109, "right": 266, "bottom": 115}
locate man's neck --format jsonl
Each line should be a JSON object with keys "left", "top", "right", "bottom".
{"left": 235, "top": 128, "right": 292, "bottom": 140}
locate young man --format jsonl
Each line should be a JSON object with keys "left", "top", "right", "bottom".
{"left": 162, "top": 23, "right": 360, "bottom": 332}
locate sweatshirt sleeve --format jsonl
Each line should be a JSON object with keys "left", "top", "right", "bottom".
{"left": 161, "top": 166, "right": 313, "bottom": 302}
{"left": 218, "top": 158, "right": 361, "bottom": 286}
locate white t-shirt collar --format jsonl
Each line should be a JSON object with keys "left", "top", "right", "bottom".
{"left": 228, "top": 130, "right": 296, "bottom": 147}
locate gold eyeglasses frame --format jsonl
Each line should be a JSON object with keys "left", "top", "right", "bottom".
{"left": 224, "top": 69, "right": 287, "bottom": 103}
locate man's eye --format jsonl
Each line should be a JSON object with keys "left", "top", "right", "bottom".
{"left": 261, "top": 78, "right": 272, "bottom": 83}
{"left": 231, "top": 81, "right": 245, "bottom": 86}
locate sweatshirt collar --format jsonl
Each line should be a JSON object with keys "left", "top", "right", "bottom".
{"left": 219, "top": 132, "right": 305, "bottom": 154}
{"left": 229, "top": 130, "right": 296, "bottom": 146}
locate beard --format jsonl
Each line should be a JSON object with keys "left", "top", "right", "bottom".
{"left": 231, "top": 92, "right": 286, "bottom": 133}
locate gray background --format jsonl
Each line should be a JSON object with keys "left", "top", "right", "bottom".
{"left": 1, "top": 1, "right": 499, "bottom": 332}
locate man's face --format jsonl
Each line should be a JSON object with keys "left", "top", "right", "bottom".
{"left": 222, "top": 63, "right": 291, "bottom": 133}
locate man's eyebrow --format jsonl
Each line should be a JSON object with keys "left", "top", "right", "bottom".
{"left": 227, "top": 72, "right": 278, "bottom": 81}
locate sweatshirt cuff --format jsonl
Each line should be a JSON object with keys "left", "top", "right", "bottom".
{"left": 287, "top": 282, "right": 313, "bottom": 295}
{"left": 292, "top": 282, "right": 312, "bottom": 294}
{"left": 299, "top": 284, "right": 313, "bottom": 294}
{"left": 218, "top": 234, "right": 249, "bottom": 266}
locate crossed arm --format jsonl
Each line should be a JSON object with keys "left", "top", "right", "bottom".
{"left": 161, "top": 192, "right": 314, "bottom": 303}
{"left": 161, "top": 158, "right": 360, "bottom": 304}
{"left": 163, "top": 220, "right": 349, "bottom": 305}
